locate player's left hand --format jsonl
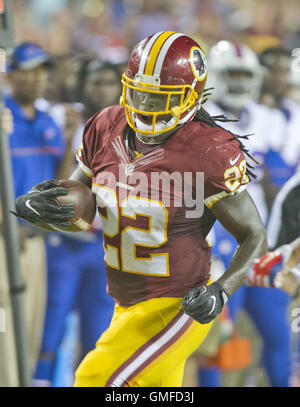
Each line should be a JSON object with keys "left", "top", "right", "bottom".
{"left": 181, "top": 282, "right": 228, "bottom": 324}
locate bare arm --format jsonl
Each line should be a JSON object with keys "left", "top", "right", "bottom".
{"left": 69, "top": 165, "right": 92, "bottom": 187}
{"left": 210, "top": 190, "right": 268, "bottom": 297}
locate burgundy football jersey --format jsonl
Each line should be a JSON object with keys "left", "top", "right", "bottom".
{"left": 76, "top": 106, "right": 248, "bottom": 306}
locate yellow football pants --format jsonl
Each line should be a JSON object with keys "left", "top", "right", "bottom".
{"left": 74, "top": 296, "right": 213, "bottom": 387}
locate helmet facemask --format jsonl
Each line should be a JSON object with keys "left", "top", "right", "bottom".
{"left": 208, "top": 41, "right": 265, "bottom": 110}
{"left": 221, "top": 69, "right": 263, "bottom": 109}
{"left": 121, "top": 72, "right": 199, "bottom": 138}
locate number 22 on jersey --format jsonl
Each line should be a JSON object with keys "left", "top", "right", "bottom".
{"left": 93, "top": 184, "right": 170, "bottom": 277}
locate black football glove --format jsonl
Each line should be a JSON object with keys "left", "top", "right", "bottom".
{"left": 12, "top": 180, "right": 75, "bottom": 227}
{"left": 181, "top": 282, "right": 228, "bottom": 324}
{"left": 31, "top": 179, "right": 62, "bottom": 192}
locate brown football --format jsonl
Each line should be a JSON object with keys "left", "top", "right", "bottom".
{"left": 36, "top": 180, "right": 96, "bottom": 233}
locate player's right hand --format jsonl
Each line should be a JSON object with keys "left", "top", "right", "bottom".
{"left": 12, "top": 180, "right": 75, "bottom": 226}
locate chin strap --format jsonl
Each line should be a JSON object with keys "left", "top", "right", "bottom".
{"left": 135, "top": 130, "right": 175, "bottom": 145}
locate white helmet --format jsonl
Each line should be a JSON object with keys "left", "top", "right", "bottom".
{"left": 289, "top": 64, "right": 300, "bottom": 104}
{"left": 208, "top": 40, "right": 265, "bottom": 109}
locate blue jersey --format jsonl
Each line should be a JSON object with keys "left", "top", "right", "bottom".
{"left": 5, "top": 95, "right": 65, "bottom": 198}
{"left": 264, "top": 150, "right": 296, "bottom": 187}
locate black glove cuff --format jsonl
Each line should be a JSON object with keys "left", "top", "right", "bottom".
{"left": 212, "top": 281, "right": 228, "bottom": 305}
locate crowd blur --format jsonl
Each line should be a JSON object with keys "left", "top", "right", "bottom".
{"left": 1, "top": 0, "right": 300, "bottom": 388}
{"left": 10, "top": 0, "right": 300, "bottom": 56}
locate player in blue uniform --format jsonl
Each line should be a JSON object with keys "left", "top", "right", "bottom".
{"left": 200, "top": 41, "right": 294, "bottom": 387}
{"left": 3, "top": 42, "right": 65, "bottom": 378}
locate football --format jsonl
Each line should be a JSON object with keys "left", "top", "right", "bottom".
{"left": 36, "top": 179, "right": 96, "bottom": 233}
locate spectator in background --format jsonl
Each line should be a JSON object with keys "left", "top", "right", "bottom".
{"left": 34, "top": 60, "right": 120, "bottom": 387}
{"left": 1, "top": 42, "right": 66, "bottom": 381}
{"left": 46, "top": 53, "right": 83, "bottom": 104}
{"left": 10, "top": 0, "right": 300, "bottom": 62}
{"left": 73, "top": 60, "right": 123, "bottom": 148}
{"left": 35, "top": 53, "right": 89, "bottom": 132}
{"left": 70, "top": 3, "right": 129, "bottom": 66}
{"left": 123, "top": 0, "right": 179, "bottom": 46}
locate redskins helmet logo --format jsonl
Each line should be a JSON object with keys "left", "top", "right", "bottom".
{"left": 190, "top": 47, "right": 207, "bottom": 81}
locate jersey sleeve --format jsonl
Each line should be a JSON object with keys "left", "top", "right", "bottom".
{"left": 203, "top": 130, "right": 250, "bottom": 208}
{"left": 75, "top": 106, "right": 125, "bottom": 178}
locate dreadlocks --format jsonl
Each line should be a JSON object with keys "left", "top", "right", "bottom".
{"left": 193, "top": 88, "right": 258, "bottom": 179}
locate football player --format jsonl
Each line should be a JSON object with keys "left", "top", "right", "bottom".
{"left": 252, "top": 168, "right": 300, "bottom": 298}
{"left": 13, "top": 31, "right": 267, "bottom": 387}
{"left": 206, "top": 40, "right": 286, "bottom": 224}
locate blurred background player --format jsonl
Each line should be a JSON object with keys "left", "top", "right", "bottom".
{"left": 196, "top": 40, "right": 293, "bottom": 387}
{"left": 266, "top": 167, "right": 300, "bottom": 387}
{"left": 248, "top": 184, "right": 300, "bottom": 385}
{"left": 258, "top": 46, "right": 300, "bottom": 386}
{"left": 245, "top": 239, "right": 300, "bottom": 384}
{"left": 206, "top": 40, "right": 285, "bottom": 224}
{"left": 33, "top": 60, "right": 120, "bottom": 387}
{"left": 258, "top": 46, "right": 300, "bottom": 211}
{"left": 268, "top": 169, "right": 300, "bottom": 253}
{"left": 1, "top": 42, "right": 66, "bottom": 382}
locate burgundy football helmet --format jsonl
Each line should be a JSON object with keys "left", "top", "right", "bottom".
{"left": 121, "top": 31, "right": 207, "bottom": 138}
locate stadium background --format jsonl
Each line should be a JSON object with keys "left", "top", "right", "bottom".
{"left": 1, "top": 0, "right": 300, "bottom": 387}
